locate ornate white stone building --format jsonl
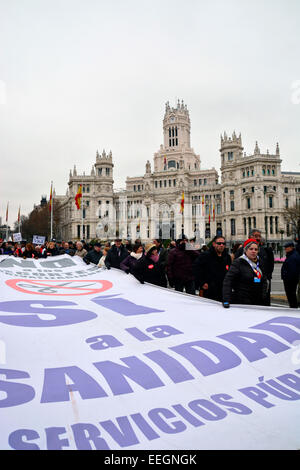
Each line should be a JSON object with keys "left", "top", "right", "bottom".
{"left": 57, "top": 100, "right": 300, "bottom": 249}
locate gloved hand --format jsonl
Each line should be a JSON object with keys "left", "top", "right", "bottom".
{"left": 223, "top": 302, "right": 230, "bottom": 309}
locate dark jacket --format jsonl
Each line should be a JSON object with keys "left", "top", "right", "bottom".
{"left": 281, "top": 249, "right": 300, "bottom": 282}
{"left": 223, "top": 256, "right": 268, "bottom": 306}
{"left": 120, "top": 254, "right": 141, "bottom": 274}
{"left": 83, "top": 248, "right": 103, "bottom": 265}
{"left": 43, "top": 247, "right": 60, "bottom": 257}
{"left": 157, "top": 246, "right": 169, "bottom": 270}
{"left": 194, "top": 247, "right": 232, "bottom": 301}
{"left": 167, "top": 246, "right": 199, "bottom": 283}
{"left": 22, "top": 249, "right": 36, "bottom": 259}
{"left": 58, "top": 247, "right": 75, "bottom": 256}
{"left": 105, "top": 245, "right": 129, "bottom": 269}
{"left": 235, "top": 245, "right": 274, "bottom": 280}
{"left": 133, "top": 254, "right": 167, "bottom": 287}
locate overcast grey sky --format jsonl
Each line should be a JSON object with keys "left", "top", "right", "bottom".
{"left": 1, "top": 0, "right": 300, "bottom": 228}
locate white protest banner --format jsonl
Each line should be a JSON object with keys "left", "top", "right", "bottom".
{"left": 12, "top": 233, "right": 22, "bottom": 242}
{"left": 32, "top": 235, "right": 46, "bottom": 245}
{"left": 0, "top": 254, "right": 300, "bottom": 450}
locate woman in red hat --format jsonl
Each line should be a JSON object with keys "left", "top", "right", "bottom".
{"left": 222, "top": 238, "right": 268, "bottom": 308}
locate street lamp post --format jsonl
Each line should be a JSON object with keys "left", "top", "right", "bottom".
{"left": 279, "top": 229, "right": 284, "bottom": 258}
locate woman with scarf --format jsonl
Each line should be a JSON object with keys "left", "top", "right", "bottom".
{"left": 120, "top": 243, "right": 144, "bottom": 274}
{"left": 133, "top": 243, "right": 167, "bottom": 287}
{"left": 222, "top": 238, "right": 268, "bottom": 308}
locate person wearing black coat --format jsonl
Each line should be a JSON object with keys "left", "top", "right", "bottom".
{"left": 234, "top": 229, "right": 274, "bottom": 306}
{"left": 166, "top": 235, "right": 199, "bottom": 294}
{"left": 83, "top": 243, "right": 103, "bottom": 265}
{"left": 133, "top": 243, "right": 167, "bottom": 287}
{"left": 281, "top": 241, "right": 300, "bottom": 308}
{"left": 43, "top": 241, "right": 60, "bottom": 257}
{"left": 223, "top": 238, "right": 268, "bottom": 307}
{"left": 194, "top": 236, "right": 231, "bottom": 302}
{"left": 105, "top": 239, "right": 129, "bottom": 270}
{"left": 120, "top": 243, "right": 144, "bottom": 274}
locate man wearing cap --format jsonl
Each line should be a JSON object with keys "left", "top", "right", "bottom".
{"left": 105, "top": 239, "right": 129, "bottom": 270}
{"left": 167, "top": 235, "right": 199, "bottom": 295}
{"left": 83, "top": 242, "right": 103, "bottom": 265}
{"left": 281, "top": 241, "right": 300, "bottom": 308}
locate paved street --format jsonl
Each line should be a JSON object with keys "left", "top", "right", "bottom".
{"left": 271, "top": 262, "right": 289, "bottom": 307}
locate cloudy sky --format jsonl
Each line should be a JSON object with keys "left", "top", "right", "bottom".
{"left": 1, "top": 0, "right": 300, "bottom": 227}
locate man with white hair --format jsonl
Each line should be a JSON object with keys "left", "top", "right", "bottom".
{"left": 75, "top": 241, "right": 87, "bottom": 259}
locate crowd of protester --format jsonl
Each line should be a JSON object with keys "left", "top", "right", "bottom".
{"left": 1, "top": 230, "right": 299, "bottom": 309}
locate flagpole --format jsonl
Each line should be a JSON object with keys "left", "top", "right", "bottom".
{"left": 6, "top": 202, "right": 9, "bottom": 241}
{"left": 50, "top": 181, "right": 53, "bottom": 240}
{"left": 18, "top": 205, "right": 21, "bottom": 233}
{"left": 81, "top": 181, "right": 84, "bottom": 241}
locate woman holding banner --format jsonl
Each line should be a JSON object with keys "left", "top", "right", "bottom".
{"left": 222, "top": 238, "right": 268, "bottom": 308}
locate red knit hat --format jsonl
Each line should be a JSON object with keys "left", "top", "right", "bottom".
{"left": 243, "top": 238, "right": 259, "bottom": 251}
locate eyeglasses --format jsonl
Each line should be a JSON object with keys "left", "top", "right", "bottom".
{"left": 216, "top": 242, "right": 225, "bottom": 245}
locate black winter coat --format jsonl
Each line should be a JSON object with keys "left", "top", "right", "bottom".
{"left": 133, "top": 254, "right": 167, "bottom": 287}
{"left": 281, "top": 249, "right": 300, "bottom": 282}
{"left": 83, "top": 249, "right": 103, "bottom": 265}
{"left": 43, "top": 247, "right": 59, "bottom": 257}
{"left": 120, "top": 254, "right": 140, "bottom": 274}
{"left": 235, "top": 245, "right": 274, "bottom": 280}
{"left": 194, "top": 247, "right": 232, "bottom": 301}
{"left": 167, "top": 247, "right": 199, "bottom": 283}
{"left": 223, "top": 257, "right": 268, "bottom": 306}
{"left": 105, "top": 245, "right": 129, "bottom": 269}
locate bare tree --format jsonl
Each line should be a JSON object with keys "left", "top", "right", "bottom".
{"left": 14, "top": 201, "right": 62, "bottom": 242}
{"left": 285, "top": 205, "right": 300, "bottom": 239}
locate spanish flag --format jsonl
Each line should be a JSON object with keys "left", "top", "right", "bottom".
{"left": 49, "top": 182, "right": 53, "bottom": 214}
{"left": 202, "top": 195, "right": 204, "bottom": 216}
{"left": 208, "top": 203, "right": 211, "bottom": 224}
{"left": 180, "top": 191, "right": 184, "bottom": 214}
{"left": 75, "top": 184, "right": 82, "bottom": 210}
{"left": 164, "top": 156, "right": 167, "bottom": 166}
{"left": 213, "top": 202, "right": 215, "bottom": 221}
{"left": 5, "top": 202, "right": 9, "bottom": 222}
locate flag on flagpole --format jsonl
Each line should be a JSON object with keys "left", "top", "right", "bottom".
{"left": 164, "top": 156, "right": 167, "bottom": 167}
{"left": 208, "top": 203, "right": 211, "bottom": 224}
{"left": 202, "top": 195, "right": 205, "bottom": 216}
{"left": 6, "top": 202, "right": 9, "bottom": 222}
{"left": 75, "top": 185, "right": 83, "bottom": 210}
{"left": 180, "top": 191, "right": 185, "bottom": 214}
{"left": 213, "top": 202, "right": 215, "bottom": 221}
{"left": 17, "top": 206, "right": 20, "bottom": 224}
{"left": 49, "top": 182, "right": 53, "bottom": 213}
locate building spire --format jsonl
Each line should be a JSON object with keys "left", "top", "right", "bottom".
{"left": 254, "top": 141, "right": 260, "bottom": 155}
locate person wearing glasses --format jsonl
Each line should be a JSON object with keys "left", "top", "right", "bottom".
{"left": 222, "top": 238, "right": 268, "bottom": 308}
{"left": 194, "top": 235, "right": 232, "bottom": 302}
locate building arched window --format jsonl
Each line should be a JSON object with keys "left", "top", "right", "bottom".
{"left": 168, "top": 160, "right": 176, "bottom": 169}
